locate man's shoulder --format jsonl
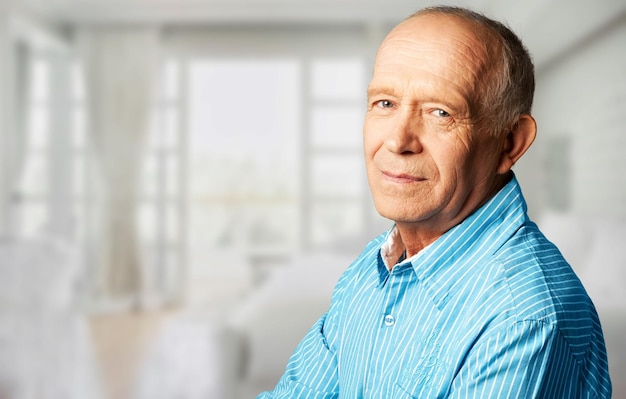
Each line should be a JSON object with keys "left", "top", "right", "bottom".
{"left": 495, "top": 221, "right": 578, "bottom": 290}
{"left": 492, "top": 221, "right": 598, "bottom": 334}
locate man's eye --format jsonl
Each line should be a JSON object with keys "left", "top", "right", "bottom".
{"left": 433, "top": 109, "right": 451, "bottom": 117}
{"left": 375, "top": 100, "right": 394, "bottom": 109}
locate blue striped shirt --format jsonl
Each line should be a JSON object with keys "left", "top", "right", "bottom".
{"left": 258, "top": 175, "right": 612, "bottom": 398}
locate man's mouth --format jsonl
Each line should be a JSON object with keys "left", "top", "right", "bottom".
{"left": 381, "top": 171, "right": 425, "bottom": 183}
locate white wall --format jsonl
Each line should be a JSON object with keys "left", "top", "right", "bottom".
{"left": 0, "top": 4, "right": 70, "bottom": 236}
{"left": 0, "top": 7, "right": 10, "bottom": 235}
{"left": 532, "top": 15, "right": 626, "bottom": 219}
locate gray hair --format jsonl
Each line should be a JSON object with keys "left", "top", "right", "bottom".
{"left": 409, "top": 6, "right": 535, "bottom": 136}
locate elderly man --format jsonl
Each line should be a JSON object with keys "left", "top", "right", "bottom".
{"left": 258, "top": 6, "right": 612, "bottom": 398}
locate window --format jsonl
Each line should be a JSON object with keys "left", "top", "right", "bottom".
{"left": 306, "top": 58, "right": 369, "bottom": 248}
{"left": 11, "top": 49, "right": 377, "bottom": 303}
{"left": 15, "top": 57, "right": 50, "bottom": 237}
{"left": 138, "top": 59, "right": 184, "bottom": 303}
{"left": 71, "top": 61, "right": 89, "bottom": 245}
{"left": 181, "top": 56, "right": 374, "bottom": 280}
{"left": 186, "top": 59, "right": 301, "bottom": 281}
{"left": 13, "top": 52, "right": 82, "bottom": 241}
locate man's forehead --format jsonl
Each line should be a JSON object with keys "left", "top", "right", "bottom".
{"left": 367, "top": 72, "right": 473, "bottom": 113}
{"left": 378, "top": 14, "right": 491, "bottom": 62}
{"left": 372, "top": 14, "right": 493, "bottom": 93}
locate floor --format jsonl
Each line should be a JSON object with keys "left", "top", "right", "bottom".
{"left": 87, "top": 304, "right": 234, "bottom": 399}
{"left": 88, "top": 310, "right": 169, "bottom": 399}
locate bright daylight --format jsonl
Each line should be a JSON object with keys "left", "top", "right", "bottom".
{"left": 0, "top": 0, "right": 625, "bottom": 398}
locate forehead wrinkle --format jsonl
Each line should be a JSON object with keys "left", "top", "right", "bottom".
{"left": 381, "top": 32, "right": 486, "bottom": 71}
{"left": 373, "top": 52, "right": 474, "bottom": 111}
{"left": 374, "top": 18, "right": 493, "bottom": 119}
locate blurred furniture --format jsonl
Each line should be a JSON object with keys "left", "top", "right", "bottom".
{"left": 133, "top": 248, "right": 254, "bottom": 399}
{"left": 0, "top": 236, "right": 103, "bottom": 399}
{"left": 133, "top": 307, "right": 242, "bottom": 399}
{"left": 225, "top": 252, "right": 355, "bottom": 398}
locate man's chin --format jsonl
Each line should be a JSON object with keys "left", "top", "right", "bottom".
{"left": 374, "top": 208, "right": 430, "bottom": 225}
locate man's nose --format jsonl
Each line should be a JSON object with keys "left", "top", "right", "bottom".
{"left": 384, "top": 110, "right": 423, "bottom": 154}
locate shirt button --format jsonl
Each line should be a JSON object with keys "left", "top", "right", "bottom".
{"left": 384, "top": 314, "right": 395, "bottom": 326}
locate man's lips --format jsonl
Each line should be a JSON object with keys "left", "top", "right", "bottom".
{"left": 381, "top": 171, "right": 425, "bottom": 183}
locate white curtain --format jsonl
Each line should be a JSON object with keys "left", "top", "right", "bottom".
{"left": 0, "top": 12, "right": 9, "bottom": 235}
{"left": 9, "top": 42, "right": 30, "bottom": 224}
{"left": 0, "top": 34, "right": 31, "bottom": 236}
{"left": 79, "top": 27, "right": 160, "bottom": 305}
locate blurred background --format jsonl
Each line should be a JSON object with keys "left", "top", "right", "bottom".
{"left": 0, "top": 0, "right": 624, "bottom": 398}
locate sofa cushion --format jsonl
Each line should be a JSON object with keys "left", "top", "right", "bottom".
{"left": 0, "top": 236, "right": 78, "bottom": 311}
{"left": 228, "top": 253, "right": 353, "bottom": 386}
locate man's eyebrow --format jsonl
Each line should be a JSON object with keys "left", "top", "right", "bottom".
{"left": 366, "top": 84, "right": 399, "bottom": 97}
{"left": 367, "top": 85, "right": 461, "bottom": 106}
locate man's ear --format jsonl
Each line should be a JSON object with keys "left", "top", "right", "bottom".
{"left": 497, "top": 114, "right": 537, "bottom": 174}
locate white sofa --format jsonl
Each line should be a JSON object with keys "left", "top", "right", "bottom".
{"left": 0, "top": 236, "right": 103, "bottom": 399}
{"left": 226, "top": 252, "right": 355, "bottom": 398}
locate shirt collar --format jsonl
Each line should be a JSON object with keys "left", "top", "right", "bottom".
{"left": 377, "top": 174, "right": 529, "bottom": 307}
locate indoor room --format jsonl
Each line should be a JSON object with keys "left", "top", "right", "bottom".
{"left": 0, "top": 0, "right": 624, "bottom": 398}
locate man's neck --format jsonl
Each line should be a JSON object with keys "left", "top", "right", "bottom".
{"left": 393, "top": 224, "right": 445, "bottom": 259}
{"left": 395, "top": 172, "right": 512, "bottom": 258}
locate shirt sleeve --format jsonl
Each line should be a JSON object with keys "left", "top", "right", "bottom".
{"left": 256, "top": 313, "right": 339, "bottom": 399}
{"left": 448, "top": 320, "right": 586, "bottom": 398}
